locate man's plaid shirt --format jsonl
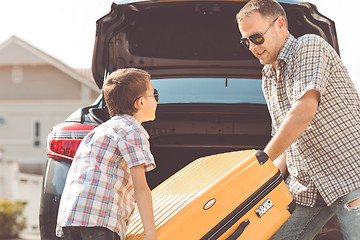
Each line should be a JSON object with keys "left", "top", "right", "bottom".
{"left": 56, "top": 114, "right": 155, "bottom": 239}
{"left": 262, "top": 34, "right": 360, "bottom": 207}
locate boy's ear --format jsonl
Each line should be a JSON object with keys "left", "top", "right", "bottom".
{"left": 134, "top": 97, "right": 144, "bottom": 110}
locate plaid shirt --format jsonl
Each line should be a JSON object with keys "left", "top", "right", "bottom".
{"left": 56, "top": 114, "right": 155, "bottom": 239}
{"left": 262, "top": 34, "right": 360, "bottom": 207}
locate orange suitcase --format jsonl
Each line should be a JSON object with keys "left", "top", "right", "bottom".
{"left": 126, "top": 149, "right": 295, "bottom": 240}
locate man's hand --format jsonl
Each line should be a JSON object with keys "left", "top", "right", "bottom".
{"left": 272, "top": 152, "right": 288, "bottom": 178}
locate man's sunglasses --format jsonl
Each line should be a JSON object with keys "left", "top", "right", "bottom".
{"left": 239, "top": 16, "right": 279, "bottom": 49}
{"left": 133, "top": 88, "right": 159, "bottom": 104}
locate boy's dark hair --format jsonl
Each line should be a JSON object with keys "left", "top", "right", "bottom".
{"left": 104, "top": 68, "right": 151, "bottom": 117}
{"left": 236, "top": 0, "right": 287, "bottom": 27}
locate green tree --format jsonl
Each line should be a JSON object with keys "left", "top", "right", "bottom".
{"left": 0, "top": 198, "right": 27, "bottom": 238}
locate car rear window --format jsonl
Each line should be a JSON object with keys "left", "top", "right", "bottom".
{"left": 152, "top": 78, "right": 265, "bottom": 104}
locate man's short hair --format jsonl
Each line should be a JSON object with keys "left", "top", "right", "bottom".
{"left": 236, "top": 0, "right": 287, "bottom": 27}
{"left": 104, "top": 68, "right": 151, "bottom": 117}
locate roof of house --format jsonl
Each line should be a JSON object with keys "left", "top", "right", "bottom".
{"left": 0, "top": 36, "right": 99, "bottom": 92}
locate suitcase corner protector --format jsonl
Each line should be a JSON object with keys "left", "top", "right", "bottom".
{"left": 256, "top": 150, "right": 269, "bottom": 165}
{"left": 286, "top": 199, "right": 296, "bottom": 215}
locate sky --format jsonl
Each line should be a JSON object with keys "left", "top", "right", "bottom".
{"left": 0, "top": 0, "right": 359, "bottom": 92}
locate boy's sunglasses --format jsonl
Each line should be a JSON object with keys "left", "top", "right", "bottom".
{"left": 133, "top": 88, "right": 159, "bottom": 104}
{"left": 239, "top": 17, "right": 279, "bottom": 49}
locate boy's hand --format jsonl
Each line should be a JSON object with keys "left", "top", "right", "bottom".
{"left": 130, "top": 164, "right": 157, "bottom": 240}
{"left": 144, "top": 231, "right": 157, "bottom": 240}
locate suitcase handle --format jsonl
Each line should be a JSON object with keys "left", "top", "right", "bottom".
{"left": 225, "top": 219, "right": 250, "bottom": 240}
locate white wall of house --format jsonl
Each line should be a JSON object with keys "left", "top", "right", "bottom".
{"left": 0, "top": 161, "right": 43, "bottom": 234}
{"left": 18, "top": 172, "right": 43, "bottom": 233}
{"left": 0, "top": 161, "right": 18, "bottom": 199}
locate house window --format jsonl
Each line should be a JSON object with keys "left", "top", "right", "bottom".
{"left": 34, "top": 121, "right": 41, "bottom": 147}
{"left": 12, "top": 66, "right": 23, "bottom": 83}
{"left": 0, "top": 117, "right": 5, "bottom": 125}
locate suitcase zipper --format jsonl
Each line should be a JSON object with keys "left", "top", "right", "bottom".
{"left": 200, "top": 170, "right": 283, "bottom": 240}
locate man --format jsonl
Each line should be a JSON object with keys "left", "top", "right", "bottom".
{"left": 236, "top": 0, "right": 360, "bottom": 239}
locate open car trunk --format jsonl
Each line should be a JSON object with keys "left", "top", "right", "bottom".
{"left": 92, "top": 0, "right": 338, "bottom": 87}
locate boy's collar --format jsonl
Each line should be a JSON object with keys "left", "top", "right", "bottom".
{"left": 115, "top": 114, "right": 150, "bottom": 138}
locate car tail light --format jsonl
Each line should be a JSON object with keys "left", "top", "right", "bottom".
{"left": 47, "top": 122, "right": 97, "bottom": 162}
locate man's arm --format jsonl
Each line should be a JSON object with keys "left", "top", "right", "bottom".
{"left": 130, "top": 164, "right": 157, "bottom": 240}
{"left": 264, "top": 89, "right": 320, "bottom": 161}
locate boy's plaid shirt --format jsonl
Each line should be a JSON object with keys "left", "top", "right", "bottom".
{"left": 262, "top": 34, "right": 360, "bottom": 207}
{"left": 56, "top": 114, "right": 155, "bottom": 239}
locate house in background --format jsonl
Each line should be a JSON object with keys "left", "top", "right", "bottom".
{"left": 0, "top": 36, "right": 100, "bottom": 172}
{"left": 0, "top": 36, "right": 100, "bottom": 234}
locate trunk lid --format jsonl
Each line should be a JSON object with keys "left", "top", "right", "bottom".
{"left": 92, "top": 0, "right": 338, "bottom": 88}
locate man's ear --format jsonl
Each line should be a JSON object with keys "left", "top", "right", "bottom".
{"left": 277, "top": 16, "right": 287, "bottom": 30}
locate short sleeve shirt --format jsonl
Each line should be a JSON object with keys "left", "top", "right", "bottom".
{"left": 262, "top": 34, "right": 360, "bottom": 207}
{"left": 56, "top": 114, "right": 155, "bottom": 239}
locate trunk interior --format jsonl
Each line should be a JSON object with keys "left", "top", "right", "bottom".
{"left": 142, "top": 104, "right": 271, "bottom": 189}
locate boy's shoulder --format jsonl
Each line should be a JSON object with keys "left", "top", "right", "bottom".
{"left": 101, "top": 114, "right": 148, "bottom": 139}
{"left": 104, "top": 114, "right": 137, "bottom": 129}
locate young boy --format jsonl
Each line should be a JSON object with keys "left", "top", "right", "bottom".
{"left": 56, "top": 68, "right": 159, "bottom": 240}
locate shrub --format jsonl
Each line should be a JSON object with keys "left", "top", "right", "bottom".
{"left": 0, "top": 198, "right": 27, "bottom": 238}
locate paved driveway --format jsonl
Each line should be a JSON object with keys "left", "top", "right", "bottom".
{"left": 9, "top": 233, "right": 40, "bottom": 240}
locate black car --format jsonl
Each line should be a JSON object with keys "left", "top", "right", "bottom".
{"left": 39, "top": 0, "right": 339, "bottom": 239}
